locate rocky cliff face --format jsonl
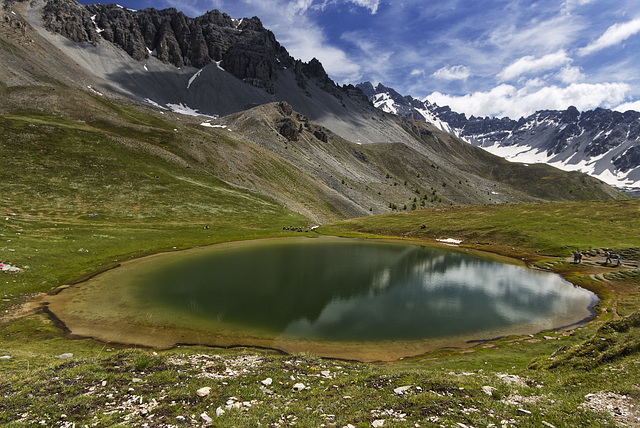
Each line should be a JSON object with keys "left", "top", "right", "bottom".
{"left": 358, "top": 82, "right": 640, "bottom": 190}
{"left": 41, "top": 0, "right": 342, "bottom": 95}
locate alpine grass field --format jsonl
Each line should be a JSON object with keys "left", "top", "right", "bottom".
{"left": 1, "top": 1, "right": 640, "bottom": 425}
{"left": 1, "top": 105, "right": 640, "bottom": 426}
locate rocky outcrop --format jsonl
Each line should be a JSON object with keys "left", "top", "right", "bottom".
{"left": 40, "top": 0, "right": 357, "bottom": 98}
{"left": 42, "top": 0, "right": 99, "bottom": 44}
{"left": 42, "top": 1, "right": 297, "bottom": 93}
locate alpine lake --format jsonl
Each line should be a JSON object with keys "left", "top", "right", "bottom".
{"left": 46, "top": 237, "right": 597, "bottom": 361}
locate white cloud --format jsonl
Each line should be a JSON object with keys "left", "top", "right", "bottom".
{"left": 557, "top": 65, "right": 584, "bottom": 84}
{"left": 432, "top": 65, "right": 471, "bottom": 81}
{"left": 579, "top": 18, "right": 640, "bottom": 55}
{"left": 201, "top": 0, "right": 362, "bottom": 82}
{"left": 561, "top": 0, "right": 596, "bottom": 13}
{"left": 347, "top": 0, "right": 380, "bottom": 14}
{"left": 498, "top": 51, "right": 571, "bottom": 82}
{"left": 339, "top": 30, "right": 393, "bottom": 82}
{"left": 284, "top": 28, "right": 362, "bottom": 79}
{"left": 427, "top": 82, "right": 630, "bottom": 119}
{"left": 488, "top": 15, "right": 584, "bottom": 53}
{"left": 614, "top": 100, "right": 640, "bottom": 113}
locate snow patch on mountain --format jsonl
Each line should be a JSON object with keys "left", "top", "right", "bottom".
{"left": 358, "top": 82, "right": 640, "bottom": 190}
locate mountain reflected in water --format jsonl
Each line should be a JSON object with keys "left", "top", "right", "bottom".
{"left": 138, "top": 239, "right": 596, "bottom": 342}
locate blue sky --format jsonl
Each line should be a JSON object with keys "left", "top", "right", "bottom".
{"left": 78, "top": 0, "right": 640, "bottom": 119}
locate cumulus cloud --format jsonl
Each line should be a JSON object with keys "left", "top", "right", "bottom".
{"left": 284, "top": 27, "right": 362, "bottom": 79}
{"left": 557, "top": 65, "right": 584, "bottom": 84}
{"left": 426, "top": 82, "right": 630, "bottom": 119}
{"left": 498, "top": 51, "right": 571, "bottom": 82}
{"left": 614, "top": 100, "right": 640, "bottom": 113}
{"left": 432, "top": 65, "right": 472, "bottom": 81}
{"left": 579, "top": 18, "right": 640, "bottom": 55}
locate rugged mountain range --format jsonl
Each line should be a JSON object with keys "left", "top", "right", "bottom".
{"left": 358, "top": 82, "right": 640, "bottom": 191}
{"left": 0, "top": 0, "right": 626, "bottom": 224}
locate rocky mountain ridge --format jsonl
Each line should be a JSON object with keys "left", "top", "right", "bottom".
{"left": 41, "top": 0, "right": 339, "bottom": 96}
{"left": 0, "top": 0, "right": 627, "bottom": 224}
{"left": 358, "top": 82, "right": 640, "bottom": 190}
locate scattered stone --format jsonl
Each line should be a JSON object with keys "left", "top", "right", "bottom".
{"left": 1, "top": 264, "right": 20, "bottom": 273}
{"left": 518, "top": 408, "right": 532, "bottom": 415}
{"left": 1, "top": 355, "right": 11, "bottom": 360}
{"left": 393, "top": 385, "right": 411, "bottom": 395}
{"left": 196, "top": 386, "right": 211, "bottom": 397}
{"left": 542, "top": 422, "right": 556, "bottom": 428}
{"left": 215, "top": 407, "right": 225, "bottom": 417}
{"left": 57, "top": 353, "right": 73, "bottom": 359}
{"left": 482, "top": 386, "right": 497, "bottom": 396}
{"left": 261, "top": 377, "right": 272, "bottom": 386}
{"left": 292, "top": 382, "right": 306, "bottom": 392}
{"left": 132, "top": 378, "right": 143, "bottom": 383}
{"left": 372, "top": 420, "right": 385, "bottom": 427}
{"left": 259, "top": 385, "right": 274, "bottom": 395}
{"left": 581, "top": 390, "right": 640, "bottom": 426}
{"left": 497, "top": 373, "right": 528, "bottom": 387}
{"left": 200, "top": 412, "right": 212, "bottom": 423}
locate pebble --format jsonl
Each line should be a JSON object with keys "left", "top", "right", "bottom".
{"left": 482, "top": 386, "right": 496, "bottom": 396}
{"left": 57, "top": 353, "right": 73, "bottom": 359}
{"left": 261, "top": 377, "right": 273, "bottom": 386}
{"left": 215, "top": 407, "right": 225, "bottom": 417}
{"left": 200, "top": 412, "right": 212, "bottom": 423}
{"left": 393, "top": 385, "right": 411, "bottom": 395}
{"left": 196, "top": 387, "right": 211, "bottom": 397}
{"left": 292, "top": 382, "right": 306, "bottom": 392}
{"left": 260, "top": 385, "right": 274, "bottom": 395}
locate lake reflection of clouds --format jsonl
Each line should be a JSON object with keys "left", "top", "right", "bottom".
{"left": 142, "top": 240, "right": 596, "bottom": 342}
{"left": 281, "top": 247, "right": 595, "bottom": 341}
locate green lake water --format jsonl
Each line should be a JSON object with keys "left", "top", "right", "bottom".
{"left": 134, "top": 238, "right": 597, "bottom": 343}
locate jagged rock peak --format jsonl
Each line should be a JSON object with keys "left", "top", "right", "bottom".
{"left": 41, "top": 0, "right": 297, "bottom": 92}
{"left": 39, "top": 0, "right": 350, "bottom": 98}
{"left": 42, "top": 0, "right": 100, "bottom": 44}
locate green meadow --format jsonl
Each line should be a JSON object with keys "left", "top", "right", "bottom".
{"left": 1, "top": 108, "right": 640, "bottom": 426}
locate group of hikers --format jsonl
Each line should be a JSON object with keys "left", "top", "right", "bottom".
{"left": 573, "top": 249, "right": 621, "bottom": 266}
{"left": 605, "top": 251, "right": 622, "bottom": 266}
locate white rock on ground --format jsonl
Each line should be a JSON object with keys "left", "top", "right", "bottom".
{"left": 200, "top": 412, "right": 212, "bottom": 423}
{"left": 196, "top": 387, "right": 211, "bottom": 397}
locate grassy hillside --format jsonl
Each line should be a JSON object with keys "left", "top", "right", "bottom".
{"left": 1, "top": 108, "right": 639, "bottom": 426}
{"left": 1, "top": 199, "right": 640, "bottom": 426}
{"left": 319, "top": 200, "right": 640, "bottom": 257}
{"left": 1, "top": 4, "right": 638, "bottom": 424}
